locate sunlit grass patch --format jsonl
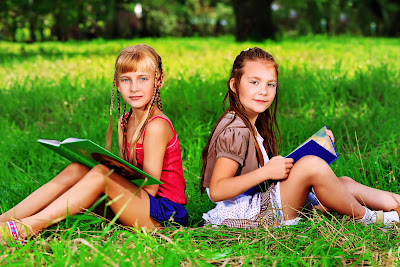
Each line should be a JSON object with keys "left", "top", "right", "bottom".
{"left": 0, "top": 36, "right": 399, "bottom": 265}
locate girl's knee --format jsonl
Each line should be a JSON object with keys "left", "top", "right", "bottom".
{"left": 90, "top": 164, "right": 111, "bottom": 175}
{"left": 338, "top": 176, "right": 354, "bottom": 186}
{"left": 294, "top": 155, "right": 331, "bottom": 177}
{"left": 67, "top": 162, "right": 90, "bottom": 174}
{"left": 53, "top": 163, "right": 90, "bottom": 186}
{"left": 83, "top": 165, "right": 112, "bottom": 186}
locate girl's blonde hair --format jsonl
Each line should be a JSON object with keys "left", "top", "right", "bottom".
{"left": 105, "top": 44, "right": 164, "bottom": 166}
{"left": 201, "top": 47, "right": 281, "bottom": 190}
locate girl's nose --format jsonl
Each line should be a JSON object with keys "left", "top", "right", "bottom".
{"left": 259, "top": 87, "right": 268, "bottom": 95}
{"left": 130, "top": 82, "right": 139, "bottom": 92}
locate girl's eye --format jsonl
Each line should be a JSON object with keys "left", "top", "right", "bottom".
{"left": 250, "top": 80, "right": 259, "bottom": 85}
{"left": 122, "top": 78, "right": 130, "bottom": 82}
{"left": 140, "top": 77, "right": 147, "bottom": 81}
{"left": 268, "top": 83, "right": 276, "bottom": 87}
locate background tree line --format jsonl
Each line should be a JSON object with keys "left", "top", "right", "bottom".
{"left": 0, "top": 0, "right": 399, "bottom": 42}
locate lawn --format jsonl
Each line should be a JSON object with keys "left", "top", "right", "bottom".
{"left": 0, "top": 36, "right": 399, "bottom": 265}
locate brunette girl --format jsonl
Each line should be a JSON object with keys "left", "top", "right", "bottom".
{"left": 201, "top": 47, "right": 400, "bottom": 229}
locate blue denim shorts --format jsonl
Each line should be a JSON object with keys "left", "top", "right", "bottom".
{"left": 148, "top": 194, "right": 188, "bottom": 227}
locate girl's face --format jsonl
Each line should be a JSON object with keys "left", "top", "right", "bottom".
{"left": 230, "top": 60, "right": 277, "bottom": 124}
{"left": 117, "top": 68, "right": 157, "bottom": 111}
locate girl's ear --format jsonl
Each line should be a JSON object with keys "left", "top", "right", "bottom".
{"left": 115, "top": 78, "right": 121, "bottom": 92}
{"left": 229, "top": 78, "right": 236, "bottom": 93}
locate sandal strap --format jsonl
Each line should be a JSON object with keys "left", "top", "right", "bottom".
{"left": 376, "top": 210, "right": 384, "bottom": 223}
{"left": 6, "top": 221, "right": 20, "bottom": 241}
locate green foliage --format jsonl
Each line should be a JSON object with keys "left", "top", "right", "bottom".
{"left": 0, "top": 0, "right": 235, "bottom": 42}
{"left": 275, "top": 0, "right": 400, "bottom": 37}
{"left": 0, "top": 36, "right": 400, "bottom": 264}
{"left": 1, "top": 0, "right": 399, "bottom": 42}
{"left": 145, "top": 10, "right": 179, "bottom": 37}
{"left": 140, "top": 0, "right": 234, "bottom": 37}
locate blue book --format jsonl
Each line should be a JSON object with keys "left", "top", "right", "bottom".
{"left": 286, "top": 126, "right": 338, "bottom": 164}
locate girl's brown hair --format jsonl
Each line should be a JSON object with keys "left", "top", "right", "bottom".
{"left": 201, "top": 47, "right": 281, "bottom": 189}
{"left": 105, "top": 44, "right": 164, "bottom": 166}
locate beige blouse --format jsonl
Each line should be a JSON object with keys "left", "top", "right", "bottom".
{"left": 203, "top": 112, "right": 259, "bottom": 188}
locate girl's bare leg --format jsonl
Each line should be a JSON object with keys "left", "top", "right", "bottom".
{"left": 1, "top": 164, "right": 156, "bottom": 239}
{"left": 279, "top": 156, "right": 366, "bottom": 220}
{"left": 0, "top": 163, "right": 90, "bottom": 223}
{"left": 339, "top": 176, "right": 400, "bottom": 211}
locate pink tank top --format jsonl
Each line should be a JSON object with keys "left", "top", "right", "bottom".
{"left": 126, "top": 116, "right": 187, "bottom": 204}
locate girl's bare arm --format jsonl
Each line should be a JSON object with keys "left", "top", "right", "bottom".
{"left": 141, "top": 118, "right": 174, "bottom": 196}
{"left": 209, "top": 156, "right": 293, "bottom": 202}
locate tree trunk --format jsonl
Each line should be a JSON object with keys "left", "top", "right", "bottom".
{"left": 10, "top": 13, "right": 18, "bottom": 42}
{"left": 231, "top": 0, "right": 276, "bottom": 41}
{"left": 105, "top": 0, "right": 117, "bottom": 39}
{"left": 29, "top": 13, "right": 36, "bottom": 43}
{"left": 383, "top": 0, "right": 400, "bottom": 37}
{"left": 52, "top": 0, "right": 68, "bottom": 41}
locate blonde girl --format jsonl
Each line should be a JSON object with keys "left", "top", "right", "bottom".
{"left": 1, "top": 44, "right": 187, "bottom": 243}
{"left": 201, "top": 47, "right": 400, "bottom": 229}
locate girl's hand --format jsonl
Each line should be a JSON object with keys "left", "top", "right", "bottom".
{"left": 262, "top": 156, "right": 294, "bottom": 180}
{"left": 325, "top": 129, "right": 335, "bottom": 144}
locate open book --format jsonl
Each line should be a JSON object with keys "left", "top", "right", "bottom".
{"left": 285, "top": 126, "right": 338, "bottom": 164}
{"left": 37, "top": 138, "right": 162, "bottom": 186}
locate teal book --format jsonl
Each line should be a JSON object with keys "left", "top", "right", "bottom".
{"left": 37, "top": 138, "right": 162, "bottom": 186}
{"left": 285, "top": 126, "right": 338, "bottom": 164}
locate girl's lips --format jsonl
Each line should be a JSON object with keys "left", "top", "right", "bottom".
{"left": 129, "top": 96, "right": 142, "bottom": 100}
{"left": 254, "top": 99, "right": 267, "bottom": 103}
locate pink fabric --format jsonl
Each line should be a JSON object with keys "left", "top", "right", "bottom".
{"left": 127, "top": 116, "right": 187, "bottom": 204}
{"left": 6, "top": 221, "right": 19, "bottom": 240}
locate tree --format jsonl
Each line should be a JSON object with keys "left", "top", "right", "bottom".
{"left": 231, "top": 0, "right": 276, "bottom": 41}
{"left": 353, "top": 0, "right": 400, "bottom": 36}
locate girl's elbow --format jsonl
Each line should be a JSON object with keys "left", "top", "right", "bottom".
{"left": 209, "top": 193, "right": 218, "bottom": 202}
{"left": 209, "top": 189, "right": 223, "bottom": 202}
{"left": 210, "top": 194, "right": 220, "bottom": 202}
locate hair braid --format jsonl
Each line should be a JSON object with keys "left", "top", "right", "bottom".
{"left": 118, "top": 108, "right": 132, "bottom": 160}
{"left": 110, "top": 73, "right": 116, "bottom": 115}
{"left": 155, "top": 89, "right": 163, "bottom": 111}
{"left": 105, "top": 72, "right": 117, "bottom": 151}
{"left": 154, "top": 71, "right": 163, "bottom": 111}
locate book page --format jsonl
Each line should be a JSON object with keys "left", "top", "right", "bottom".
{"left": 62, "top": 138, "right": 87, "bottom": 143}
{"left": 291, "top": 126, "right": 336, "bottom": 156}
{"left": 309, "top": 126, "right": 336, "bottom": 156}
{"left": 37, "top": 139, "right": 61, "bottom": 146}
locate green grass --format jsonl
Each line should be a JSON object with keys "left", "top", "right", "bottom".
{"left": 0, "top": 35, "right": 399, "bottom": 265}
